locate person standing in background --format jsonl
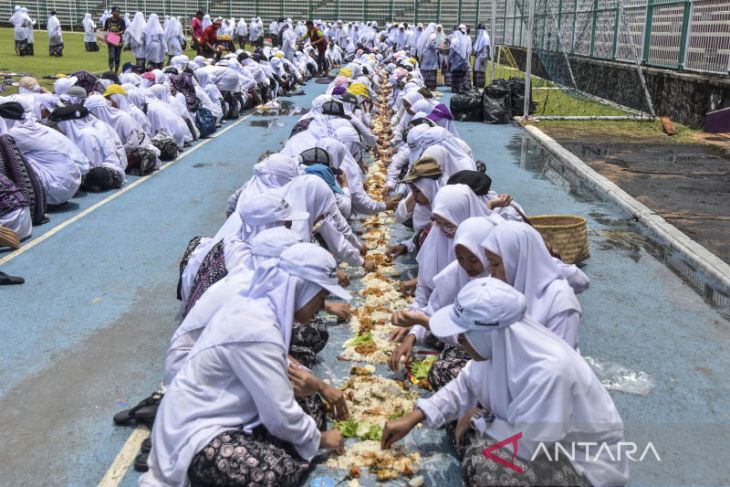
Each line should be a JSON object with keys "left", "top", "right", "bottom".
{"left": 47, "top": 10, "right": 63, "bottom": 56}
{"left": 104, "top": 6, "right": 126, "bottom": 74}
{"left": 472, "top": 23, "right": 491, "bottom": 88}
{"left": 300, "top": 20, "right": 328, "bottom": 76}
{"left": 191, "top": 10, "right": 204, "bottom": 54}
{"left": 83, "top": 13, "right": 99, "bottom": 51}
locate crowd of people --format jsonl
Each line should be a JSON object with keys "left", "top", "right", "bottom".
{"left": 3, "top": 11, "right": 629, "bottom": 487}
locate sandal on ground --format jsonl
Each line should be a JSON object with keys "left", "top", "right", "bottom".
{"left": 133, "top": 453, "right": 149, "bottom": 472}
{"left": 0, "top": 226, "right": 20, "bottom": 249}
{"left": 141, "top": 436, "right": 152, "bottom": 454}
{"left": 113, "top": 392, "right": 164, "bottom": 427}
{"left": 0, "top": 271, "right": 24, "bottom": 285}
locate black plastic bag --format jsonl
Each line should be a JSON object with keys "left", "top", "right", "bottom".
{"left": 482, "top": 84, "right": 513, "bottom": 124}
{"left": 450, "top": 89, "right": 483, "bottom": 122}
{"left": 507, "top": 77, "right": 536, "bottom": 116}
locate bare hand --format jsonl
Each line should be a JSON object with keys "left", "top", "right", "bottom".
{"left": 288, "top": 364, "right": 319, "bottom": 397}
{"left": 388, "top": 334, "right": 416, "bottom": 371}
{"left": 385, "top": 195, "right": 401, "bottom": 211}
{"left": 320, "top": 429, "right": 345, "bottom": 454}
{"left": 335, "top": 269, "right": 350, "bottom": 288}
{"left": 398, "top": 278, "right": 418, "bottom": 295}
{"left": 455, "top": 407, "right": 481, "bottom": 447}
{"left": 388, "top": 327, "right": 411, "bottom": 343}
{"left": 325, "top": 301, "right": 352, "bottom": 321}
{"left": 360, "top": 242, "right": 368, "bottom": 257}
{"left": 363, "top": 258, "right": 377, "bottom": 273}
{"left": 391, "top": 310, "right": 428, "bottom": 328}
{"left": 381, "top": 410, "right": 424, "bottom": 450}
{"left": 488, "top": 194, "right": 513, "bottom": 210}
{"left": 386, "top": 244, "right": 407, "bottom": 259}
{"left": 321, "top": 383, "right": 350, "bottom": 420}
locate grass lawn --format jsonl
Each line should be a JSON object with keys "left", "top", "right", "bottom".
{"left": 0, "top": 27, "right": 196, "bottom": 92}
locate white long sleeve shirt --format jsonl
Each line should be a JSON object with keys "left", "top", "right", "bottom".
{"left": 143, "top": 340, "right": 320, "bottom": 486}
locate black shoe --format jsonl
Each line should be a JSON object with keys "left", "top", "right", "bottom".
{"left": 113, "top": 392, "right": 164, "bottom": 427}
{"left": 141, "top": 436, "right": 152, "bottom": 454}
{"left": 133, "top": 453, "right": 149, "bottom": 472}
{"left": 0, "top": 272, "right": 24, "bottom": 285}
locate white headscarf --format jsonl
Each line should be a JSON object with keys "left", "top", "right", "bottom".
{"left": 474, "top": 26, "right": 491, "bottom": 53}
{"left": 450, "top": 28, "right": 471, "bottom": 60}
{"left": 482, "top": 221, "right": 582, "bottom": 330}
{"left": 417, "top": 184, "right": 492, "bottom": 297}
{"left": 427, "top": 215, "right": 503, "bottom": 314}
{"left": 127, "top": 12, "right": 146, "bottom": 44}
{"left": 236, "top": 153, "right": 300, "bottom": 203}
{"left": 144, "top": 13, "right": 164, "bottom": 38}
{"left": 277, "top": 175, "right": 338, "bottom": 240}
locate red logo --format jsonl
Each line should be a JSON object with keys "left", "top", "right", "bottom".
{"left": 482, "top": 432, "right": 524, "bottom": 474}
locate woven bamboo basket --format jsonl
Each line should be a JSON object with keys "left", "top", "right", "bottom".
{"left": 531, "top": 215, "right": 590, "bottom": 264}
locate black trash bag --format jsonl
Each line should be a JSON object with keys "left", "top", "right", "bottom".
{"left": 482, "top": 84, "right": 513, "bottom": 124}
{"left": 450, "top": 88, "right": 483, "bottom": 122}
{"left": 507, "top": 77, "right": 536, "bottom": 116}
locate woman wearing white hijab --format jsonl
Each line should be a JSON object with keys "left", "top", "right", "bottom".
{"left": 82, "top": 13, "right": 98, "bottom": 51}
{"left": 389, "top": 215, "right": 503, "bottom": 373}
{"left": 50, "top": 105, "right": 126, "bottom": 191}
{"left": 280, "top": 22, "right": 298, "bottom": 62}
{"left": 107, "top": 84, "right": 152, "bottom": 135}
{"left": 164, "top": 16, "right": 185, "bottom": 62}
{"left": 226, "top": 153, "right": 300, "bottom": 217}
{"left": 201, "top": 13, "right": 212, "bottom": 30}
{"left": 142, "top": 243, "right": 350, "bottom": 487}
{"left": 248, "top": 16, "right": 262, "bottom": 45}
{"left": 143, "top": 13, "right": 167, "bottom": 68}
{"left": 1, "top": 105, "right": 88, "bottom": 206}
{"left": 449, "top": 25, "right": 472, "bottom": 93}
{"left": 47, "top": 11, "right": 63, "bottom": 57}
{"left": 413, "top": 184, "right": 491, "bottom": 309}
{"left": 126, "top": 12, "right": 146, "bottom": 66}
{"left": 164, "top": 227, "right": 304, "bottom": 387}
{"left": 145, "top": 84, "right": 194, "bottom": 149}
{"left": 183, "top": 192, "right": 309, "bottom": 315}
{"left": 417, "top": 24, "right": 440, "bottom": 89}
{"left": 473, "top": 24, "right": 491, "bottom": 88}
{"left": 482, "top": 221, "right": 583, "bottom": 349}
{"left": 235, "top": 18, "right": 248, "bottom": 49}
{"left": 85, "top": 94, "right": 160, "bottom": 174}
{"left": 382, "top": 277, "right": 628, "bottom": 487}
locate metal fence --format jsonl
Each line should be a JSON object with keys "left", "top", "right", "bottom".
{"left": 501, "top": 0, "right": 730, "bottom": 75}
{"left": 3, "top": 0, "right": 729, "bottom": 74}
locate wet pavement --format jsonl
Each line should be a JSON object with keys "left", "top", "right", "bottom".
{"left": 544, "top": 132, "right": 730, "bottom": 266}
{"left": 0, "top": 83, "right": 728, "bottom": 486}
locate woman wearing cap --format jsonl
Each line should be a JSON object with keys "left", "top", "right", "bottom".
{"left": 141, "top": 243, "right": 349, "bottom": 487}
{"left": 226, "top": 153, "right": 300, "bottom": 218}
{"left": 144, "top": 13, "right": 167, "bottom": 69}
{"left": 389, "top": 215, "right": 503, "bottom": 385}
{"left": 182, "top": 192, "right": 310, "bottom": 314}
{"left": 482, "top": 221, "right": 584, "bottom": 349}
{"left": 382, "top": 277, "right": 628, "bottom": 486}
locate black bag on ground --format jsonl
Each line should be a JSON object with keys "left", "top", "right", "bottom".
{"left": 450, "top": 88, "right": 483, "bottom": 122}
{"left": 195, "top": 107, "right": 216, "bottom": 138}
{"left": 482, "top": 84, "right": 513, "bottom": 124}
{"left": 507, "top": 77, "right": 535, "bottom": 116}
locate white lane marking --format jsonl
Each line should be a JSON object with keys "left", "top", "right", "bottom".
{"left": 0, "top": 112, "right": 253, "bottom": 267}
{"left": 97, "top": 427, "right": 149, "bottom": 487}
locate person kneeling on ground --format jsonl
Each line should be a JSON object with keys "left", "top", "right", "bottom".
{"left": 381, "top": 277, "right": 629, "bottom": 487}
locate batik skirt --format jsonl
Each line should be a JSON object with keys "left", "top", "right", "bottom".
{"left": 473, "top": 70, "right": 486, "bottom": 90}
{"left": 427, "top": 345, "right": 470, "bottom": 391}
{"left": 422, "top": 70, "right": 437, "bottom": 90}
{"left": 460, "top": 427, "right": 591, "bottom": 487}
{"left": 451, "top": 70, "right": 471, "bottom": 94}
{"left": 184, "top": 240, "right": 228, "bottom": 316}
{"left": 289, "top": 319, "right": 329, "bottom": 368}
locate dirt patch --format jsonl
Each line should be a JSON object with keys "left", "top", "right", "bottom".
{"left": 554, "top": 135, "right": 730, "bottom": 265}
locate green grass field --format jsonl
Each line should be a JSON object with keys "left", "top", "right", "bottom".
{"left": 0, "top": 27, "right": 196, "bottom": 92}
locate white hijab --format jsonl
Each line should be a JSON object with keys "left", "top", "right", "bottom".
{"left": 417, "top": 184, "right": 492, "bottom": 292}
{"left": 427, "top": 215, "right": 503, "bottom": 314}
{"left": 277, "top": 175, "right": 338, "bottom": 240}
{"left": 482, "top": 221, "right": 582, "bottom": 327}
{"left": 236, "top": 153, "right": 300, "bottom": 204}
{"left": 127, "top": 12, "right": 146, "bottom": 44}
{"left": 144, "top": 13, "right": 164, "bottom": 38}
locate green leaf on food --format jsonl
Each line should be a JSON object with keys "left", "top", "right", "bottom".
{"left": 344, "top": 332, "right": 374, "bottom": 348}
